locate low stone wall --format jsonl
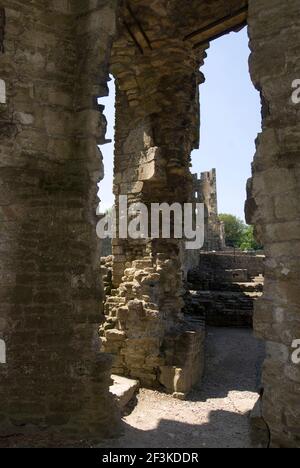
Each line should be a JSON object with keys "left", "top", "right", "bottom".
{"left": 189, "top": 251, "right": 265, "bottom": 284}
{"left": 159, "top": 317, "right": 205, "bottom": 398}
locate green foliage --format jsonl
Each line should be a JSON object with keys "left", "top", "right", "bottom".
{"left": 219, "top": 214, "right": 245, "bottom": 248}
{"left": 239, "top": 225, "right": 262, "bottom": 251}
{"left": 219, "top": 213, "right": 262, "bottom": 251}
{"left": 105, "top": 206, "right": 114, "bottom": 215}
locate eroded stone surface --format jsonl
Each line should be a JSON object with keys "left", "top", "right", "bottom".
{"left": 0, "top": 0, "right": 120, "bottom": 439}
{"left": 246, "top": 0, "right": 300, "bottom": 448}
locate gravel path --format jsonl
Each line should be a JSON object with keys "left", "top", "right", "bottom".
{"left": 100, "top": 327, "right": 265, "bottom": 449}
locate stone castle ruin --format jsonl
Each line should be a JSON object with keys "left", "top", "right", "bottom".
{"left": 192, "top": 169, "right": 225, "bottom": 252}
{"left": 182, "top": 168, "right": 226, "bottom": 276}
{"left": 0, "top": 0, "right": 299, "bottom": 448}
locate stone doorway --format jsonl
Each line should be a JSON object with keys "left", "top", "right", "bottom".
{"left": 101, "top": 0, "right": 262, "bottom": 396}
{"left": 100, "top": 0, "right": 300, "bottom": 448}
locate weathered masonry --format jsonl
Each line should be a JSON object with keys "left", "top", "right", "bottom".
{"left": 0, "top": 0, "right": 300, "bottom": 448}
{"left": 0, "top": 0, "right": 121, "bottom": 439}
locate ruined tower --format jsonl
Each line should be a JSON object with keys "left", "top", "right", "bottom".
{"left": 192, "top": 169, "right": 226, "bottom": 251}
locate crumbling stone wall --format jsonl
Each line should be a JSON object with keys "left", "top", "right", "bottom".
{"left": 101, "top": 0, "right": 213, "bottom": 394}
{"left": 0, "top": 0, "right": 120, "bottom": 439}
{"left": 246, "top": 0, "right": 300, "bottom": 448}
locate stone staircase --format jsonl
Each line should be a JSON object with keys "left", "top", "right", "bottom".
{"left": 186, "top": 253, "right": 265, "bottom": 328}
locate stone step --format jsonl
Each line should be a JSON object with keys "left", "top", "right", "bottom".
{"left": 234, "top": 282, "right": 264, "bottom": 292}
{"left": 188, "top": 281, "right": 264, "bottom": 293}
{"left": 187, "top": 289, "right": 257, "bottom": 328}
{"left": 109, "top": 374, "right": 139, "bottom": 410}
{"left": 189, "top": 290, "right": 262, "bottom": 299}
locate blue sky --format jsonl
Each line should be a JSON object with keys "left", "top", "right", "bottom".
{"left": 99, "top": 28, "right": 261, "bottom": 221}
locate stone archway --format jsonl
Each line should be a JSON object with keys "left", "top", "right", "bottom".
{"left": 102, "top": 0, "right": 251, "bottom": 391}
{"left": 102, "top": 0, "right": 300, "bottom": 447}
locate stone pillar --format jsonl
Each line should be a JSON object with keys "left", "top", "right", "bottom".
{"left": 247, "top": 0, "right": 300, "bottom": 448}
{"left": 101, "top": 36, "right": 206, "bottom": 395}
{"left": 0, "top": 0, "right": 120, "bottom": 439}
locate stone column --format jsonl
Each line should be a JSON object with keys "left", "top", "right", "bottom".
{"left": 247, "top": 0, "right": 300, "bottom": 448}
{"left": 0, "top": 0, "right": 120, "bottom": 439}
{"left": 101, "top": 39, "right": 206, "bottom": 395}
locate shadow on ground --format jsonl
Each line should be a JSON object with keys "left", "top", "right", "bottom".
{"left": 97, "top": 327, "right": 266, "bottom": 449}
{"left": 101, "top": 409, "right": 258, "bottom": 449}
{"left": 0, "top": 328, "right": 266, "bottom": 448}
{"left": 187, "top": 327, "right": 266, "bottom": 402}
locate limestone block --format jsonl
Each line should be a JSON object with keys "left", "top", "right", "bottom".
{"left": 105, "top": 329, "right": 126, "bottom": 342}
{"left": 110, "top": 375, "right": 139, "bottom": 409}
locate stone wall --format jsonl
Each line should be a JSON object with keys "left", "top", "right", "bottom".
{"left": 247, "top": 0, "right": 300, "bottom": 448}
{"left": 0, "top": 0, "right": 120, "bottom": 439}
{"left": 191, "top": 252, "right": 265, "bottom": 281}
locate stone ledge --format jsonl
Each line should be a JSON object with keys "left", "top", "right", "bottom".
{"left": 110, "top": 375, "right": 140, "bottom": 410}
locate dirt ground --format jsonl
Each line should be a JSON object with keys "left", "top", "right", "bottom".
{"left": 0, "top": 327, "right": 265, "bottom": 448}
{"left": 98, "top": 327, "right": 265, "bottom": 449}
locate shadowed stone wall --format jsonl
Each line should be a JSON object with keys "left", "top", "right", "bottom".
{"left": 247, "top": 0, "right": 300, "bottom": 448}
{"left": 0, "top": 0, "right": 120, "bottom": 438}
{"left": 187, "top": 252, "right": 264, "bottom": 328}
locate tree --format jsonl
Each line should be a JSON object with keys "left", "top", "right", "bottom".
{"left": 219, "top": 214, "right": 245, "bottom": 248}
{"left": 239, "top": 225, "right": 262, "bottom": 251}
{"left": 219, "top": 213, "right": 262, "bottom": 251}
